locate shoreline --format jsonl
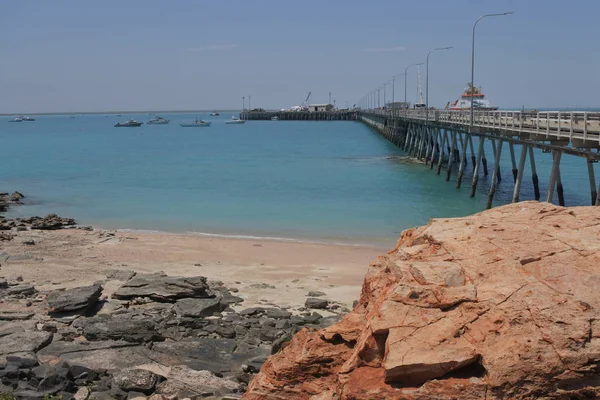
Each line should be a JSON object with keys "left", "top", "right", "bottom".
{"left": 0, "top": 224, "right": 385, "bottom": 311}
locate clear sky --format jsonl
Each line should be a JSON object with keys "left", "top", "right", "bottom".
{"left": 1, "top": 0, "right": 598, "bottom": 113}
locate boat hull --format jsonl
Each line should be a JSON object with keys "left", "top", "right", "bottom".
{"left": 114, "top": 123, "right": 143, "bottom": 127}
{"left": 147, "top": 121, "right": 170, "bottom": 125}
{"left": 180, "top": 123, "right": 211, "bottom": 127}
{"left": 225, "top": 120, "right": 245, "bottom": 124}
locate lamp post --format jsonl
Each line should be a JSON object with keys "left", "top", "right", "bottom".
{"left": 470, "top": 12, "right": 513, "bottom": 128}
{"left": 426, "top": 47, "right": 452, "bottom": 120}
{"left": 383, "top": 80, "right": 392, "bottom": 109}
{"left": 404, "top": 63, "right": 424, "bottom": 108}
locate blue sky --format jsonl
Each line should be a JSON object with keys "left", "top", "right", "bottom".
{"left": 1, "top": 0, "right": 598, "bottom": 113}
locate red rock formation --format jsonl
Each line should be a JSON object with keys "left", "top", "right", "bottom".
{"left": 244, "top": 202, "right": 600, "bottom": 399}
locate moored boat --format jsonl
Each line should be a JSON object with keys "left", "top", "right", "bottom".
{"left": 210, "top": 112, "right": 220, "bottom": 116}
{"left": 180, "top": 119, "right": 211, "bottom": 127}
{"left": 21, "top": 116, "right": 35, "bottom": 121}
{"left": 225, "top": 116, "right": 245, "bottom": 124}
{"left": 114, "top": 119, "right": 143, "bottom": 127}
{"left": 8, "top": 117, "right": 23, "bottom": 122}
{"left": 271, "top": 116, "right": 279, "bottom": 121}
{"left": 147, "top": 116, "right": 170, "bottom": 125}
{"left": 448, "top": 83, "right": 498, "bottom": 111}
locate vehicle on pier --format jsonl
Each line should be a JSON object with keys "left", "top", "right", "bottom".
{"left": 448, "top": 83, "right": 499, "bottom": 111}
{"left": 114, "top": 119, "right": 143, "bottom": 127}
{"left": 180, "top": 119, "right": 211, "bottom": 127}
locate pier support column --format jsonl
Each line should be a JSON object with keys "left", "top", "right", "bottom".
{"left": 469, "top": 137, "right": 485, "bottom": 198}
{"left": 529, "top": 146, "right": 541, "bottom": 201}
{"left": 587, "top": 160, "right": 597, "bottom": 205}
{"left": 491, "top": 139, "right": 502, "bottom": 183}
{"left": 512, "top": 144, "right": 528, "bottom": 203}
{"left": 403, "top": 124, "right": 411, "bottom": 151}
{"left": 456, "top": 132, "right": 470, "bottom": 188}
{"left": 556, "top": 163, "right": 565, "bottom": 206}
{"left": 468, "top": 135, "right": 476, "bottom": 168}
{"left": 446, "top": 131, "right": 458, "bottom": 182}
{"left": 509, "top": 142, "right": 518, "bottom": 183}
{"left": 482, "top": 147, "right": 489, "bottom": 176}
{"left": 437, "top": 131, "right": 448, "bottom": 174}
{"left": 486, "top": 139, "right": 504, "bottom": 209}
{"left": 429, "top": 129, "right": 439, "bottom": 168}
{"left": 546, "top": 151, "right": 563, "bottom": 204}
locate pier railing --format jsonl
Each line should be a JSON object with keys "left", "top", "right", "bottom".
{"left": 366, "top": 109, "right": 600, "bottom": 147}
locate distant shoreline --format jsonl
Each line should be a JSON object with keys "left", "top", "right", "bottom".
{"left": 0, "top": 109, "right": 240, "bottom": 116}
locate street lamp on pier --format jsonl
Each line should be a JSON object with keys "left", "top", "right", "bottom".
{"left": 426, "top": 47, "right": 452, "bottom": 120}
{"left": 470, "top": 12, "right": 513, "bottom": 128}
{"left": 404, "top": 63, "right": 424, "bottom": 108}
{"left": 383, "top": 80, "right": 392, "bottom": 109}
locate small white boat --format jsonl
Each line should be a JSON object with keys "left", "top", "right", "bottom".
{"left": 115, "top": 119, "right": 143, "bottom": 127}
{"left": 147, "top": 116, "right": 170, "bottom": 125}
{"left": 225, "top": 116, "right": 246, "bottom": 125}
{"left": 8, "top": 117, "right": 23, "bottom": 122}
{"left": 20, "top": 116, "right": 35, "bottom": 121}
{"left": 210, "top": 112, "right": 220, "bottom": 116}
{"left": 180, "top": 119, "right": 211, "bottom": 127}
{"left": 271, "top": 116, "right": 279, "bottom": 121}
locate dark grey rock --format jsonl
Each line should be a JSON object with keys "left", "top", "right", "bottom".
{"left": 307, "top": 290, "right": 327, "bottom": 297}
{"left": 264, "top": 308, "right": 292, "bottom": 319}
{"left": 47, "top": 284, "right": 103, "bottom": 313}
{"left": 248, "top": 283, "right": 275, "bottom": 289}
{"left": 304, "top": 297, "right": 329, "bottom": 309}
{"left": 6, "top": 284, "right": 36, "bottom": 296}
{"left": 239, "top": 307, "right": 263, "bottom": 316}
{"left": 113, "top": 369, "right": 159, "bottom": 394}
{"left": 113, "top": 275, "right": 210, "bottom": 301}
{"left": 26, "top": 214, "right": 76, "bottom": 230}
{"left": 0, "top": 311, "right": 34, "bottom": 320}
{"left": 0, "top": 278, "right": 8, "bottom": 289}
{"left": 6, "top": 351, "right": 38, "bottom": 368}
{"left": 176, "top": 296, "right": 225, "bottom": 318}
{"left": 271, "top": 332, "right": 294, "bottom": 355}
{"left": 0, "top": 331, "right": 53, "bottom": 356}
{"left": 72, "top": 314, "right": 162, "bottom": 343}
{"left": 303, "top": 312, "right": 323, "bottom": 324}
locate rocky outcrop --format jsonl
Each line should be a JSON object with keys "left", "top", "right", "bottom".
{"left": 0, "top": 213, "right": 76, "bottom": 231}
{"left": 245, "top": 202, "right": 600, "bottom": 399}
{"left": 0, "top": 191, "right": 24, "bottom": 212}
{"left": 0, "top": 272, "right": 341, "bottom": 399}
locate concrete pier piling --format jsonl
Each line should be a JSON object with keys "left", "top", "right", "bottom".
{"left": 529, "top": 146, "right": 541, "bottom": 201}
{"left": 486, "top": 139, "right": 504, "bottom": 209}
{"left": 358, "top": 109, "right": 600, "bottom": 209}
{"left": 446, "top": 132, "right": 458, "bottom": 182}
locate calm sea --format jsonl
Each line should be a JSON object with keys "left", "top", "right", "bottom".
{"left": 1, "top": 112, "right": 594, "bottom": 247}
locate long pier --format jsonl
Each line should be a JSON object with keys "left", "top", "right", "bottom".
{"left": 241, "top": 110, "right": 358, "bottom": 121}
{"left": 360, "top": 109, "right": 600, "bottom": 208}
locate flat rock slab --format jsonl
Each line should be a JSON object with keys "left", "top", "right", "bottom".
{"left": 105, "top": 269, "right": 137, "bottom": 281}
{"left": 113, "top": 275, "right": 210, "bottom": 302}
{"left": 113, "top": 368, "right": 160, "bottom": 394}
{"left": 175, "top": 296, "right": 225, "bottom": 318}
{"left": 47, "top": 284, "right": 103, "bottom": 313}
{"left": 0, "top": 311, "right": 35, "bottom": 320}
{"left": 0, "top": 331, "right": 53, "bottom": 356}
{"left": 155, "top": 365, "right": 240, "bottom": 397}
{"left": 72, "top": 314, "right": 162, "bottom": 343}
{"left": 150, "top": 338, "right": 270, "bottom": 375}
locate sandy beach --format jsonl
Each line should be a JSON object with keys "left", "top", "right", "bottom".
{"left": 0, "top": 227, "right": 386, "bottom": 310}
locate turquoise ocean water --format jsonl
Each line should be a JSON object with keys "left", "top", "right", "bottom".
{"left": 1, "top": 112, "right": 595, "bottom": 247}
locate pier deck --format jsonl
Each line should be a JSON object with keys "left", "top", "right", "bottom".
{"left": 359, "top": 109, "right": 600, "bottom": 208}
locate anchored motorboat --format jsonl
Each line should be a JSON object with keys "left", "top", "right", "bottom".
{"left": 448, "top": 83, "right": 499, "bottom": 111}
{"left": 271, "top": 116, "right": 279, "bottom": 121}
{"left": 180, "top": 119, "right": 211, "bottom": 127}
{"left": 147, "top": 116, "right": 170, "bottom": 125}
{"left": 210, "top": 112, "right": 220, "bottom": 116}
{"left": 8, "top": 117, "right": 23, "bottom": 122}
{"left": 20, "top": 116, "right": 35, "bottom": 121}
{"left": 225, "top": 116, "right": 245, "bottom": 124}
{"left": 114, "top": 119, "right": 143, "bottom": 127}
